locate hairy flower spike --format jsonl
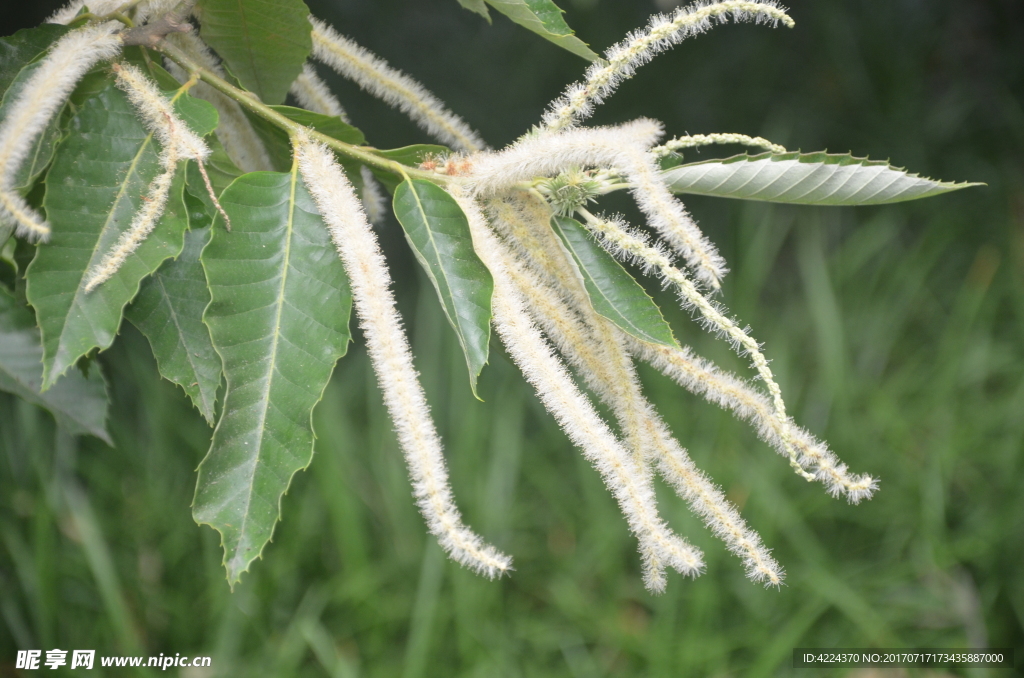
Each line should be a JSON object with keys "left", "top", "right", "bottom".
{"left": 84, "top": 63, "right": 212, "bottom": 292}
{"left": 285, "top": 64, "right": 388, "bottom": 225}
{"left": 543, "top": 1, "right": 793, "bottom": 132}
{"left": 310, "top": 18, "right": 487, "bottom": 153}
{"left": 489, "top": 198, "right": 782, "bottom": 585}
{"left": 454, "top": 186, "right": 705, "bottom": 592}
{"left": 578, "top": 210, "right": 818, "bottom": 481}
{"left": 469, "top": 119, "right": 662, "bottom": 197}
{"left": 653, "top": 132, "right": 787, "bottom": 157}
{"left": 627, "top": 338, "right": 877, "bottom": 503}
{"left": 622, "top": 146, "right": 728, "bottom": 289}
{"left": 293, "top": 134, "right": 511, "bottom": 578}
{"left": 0, "top": 21, "right": 122, "bottom": 241}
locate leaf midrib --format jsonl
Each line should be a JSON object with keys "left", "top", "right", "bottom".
{"left": 230, "top": 166, "right": 297, "bottom": 558}
{"left": 406, "top": 183, "right": 475, "bottom": 362}
{"left": 42, "top": 127, "right": 156, "bottom": 387}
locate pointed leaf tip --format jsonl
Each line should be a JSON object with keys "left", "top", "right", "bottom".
{"left": 662, "top": 151, "right": 982, "bottom": 206}
{"left": 550, "top": 215, "right": 678, "bottom": 348}
{"left": 194, "top": 167, "right": 352, "bottom": 584}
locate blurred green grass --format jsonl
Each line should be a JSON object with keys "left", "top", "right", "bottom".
{"left": 2, "top": 0, "right": 1023, "bottom": 676}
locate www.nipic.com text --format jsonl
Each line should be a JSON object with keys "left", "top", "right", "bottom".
{"left": 16, "top": 649, "right": 212, "bottom": 670}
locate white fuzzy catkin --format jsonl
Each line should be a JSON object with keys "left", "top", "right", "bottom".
{"left": 652, "top": 132, "right": 787, "bottom": 157}
{"left": 0, "top": 22, "right": 122, "bottom": 241}
{"left": 455, "top": 187, "right": 704, "bottom": 592}
{"left": 163, "top": 32, "right": 274, "bottom": 173}
{"left": 469, "top": 119, "right": 663, "bottom": 197}
{"left": 290, "top": 63, "right": 350, "bottom": 122}
{"left": 622, "top": 146, "right": 728, "bottom": 289}
{"left": 543, "top": 1, "right": 794, "bottom": 131}
{"left": 492, "top": 201, "right": 782, "bottom": 584}
{"left": 578, "top": 210, "right": 813, "bottom": 482}
{"left": 285, "top": 64, "right": 388, "bottom": 225}
{"left": 468, "top": 120, "right": 727, "bottom": 288}
{"left": 310, "top": 18, "right": 487, "bottom": 153}
{"left": 630, "top": 338, "right": 878, "bottom": 503}
{"left": 84, "top": 63, "right": 211, "bottom": 293}
{"left": 293, "top": 134, "right": 511, "bottom": 578}
{"left": 47, "top": 0, "right": 125, "bottom": 24}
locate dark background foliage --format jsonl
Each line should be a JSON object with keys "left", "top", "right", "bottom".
{"left": 2, "top": 0, "right": 1022, "bottom": 675}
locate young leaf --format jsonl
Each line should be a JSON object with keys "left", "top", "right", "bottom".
{"left": 125, "top": 227, "right": 221, "bottom": 425}
{"left": 550, "top": 215, "right": 678, "bottom": 348}
{"left": 486, "top": 0, "right": 598, "bottom": 61}
{"left": 393, "top": 179, "right": 492, "bottom": 397}
{"left": 195, "top": 0, "right": 313, "bottom": 105}
{"left": 0, "top": 287, "right": 110, "bottom": 443}
{"left": 457, "top": 0, "right": 491, "bottom": 21}
{"left": 662, "top": 151, "right": 982, "bottom": 206}
{"left": 26, "top": 80, "right": 217, "bottom": 388}
{"left": 195, "top": 169, "right": 352, "bottom": 586}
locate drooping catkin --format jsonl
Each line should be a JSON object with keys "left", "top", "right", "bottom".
{"left": 543, "top": 1, "right": 793, "bottom": 131}
{"left": 285, "top": 63, "right": 388, "bottom": 225}
{"left": 621, "top": 146, "right": 728, "bottom": 289}
{"left": 293, "top": 133, "right": 511, "bottom": 578}
{"left": 310, "top": 18, "right": 487, "bottom": 153}
{"left": 47, "top": 0, "right": 125, "bottom": 24}
{"left": 0, "top": 21, "right": 122, "bottom": 241}
{"left": 578, "top": 210, "right": 812, "bottom": 481}
{"left": 629, "top": 337, "right": 877, "bottom": 503}
{"left": 455, "top": 186, "right": 704, "bottom": 592}
{"left": 84, "top": 63, "right": 211, "bottom": 292}
{"left": 494, "top": 203, "right": 782, "bottom": 584}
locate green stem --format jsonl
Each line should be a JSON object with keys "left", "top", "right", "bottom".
{"left": 157, "top": 40, "right": 448, "bottom": 184}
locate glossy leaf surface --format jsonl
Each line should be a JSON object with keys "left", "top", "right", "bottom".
{"left": 126, "top": 227, "right": 220, "bottom": 425}
{"left": 551, "top": 216, "right": 677, "bottom": 348}
{"left": 662, "top": 151, "right": 981, "bottom": 205}
{"left": 486, "top": 0, "right": 598, "bottom": 61}
{"left": 195, "top": 169, "right": 351, "bottom": 585}
{"left": 393, "top": 179, "right": 492, "bottom": 396}
{"left": 195, "top": 0, "right": 313, "bottom": 105}
{"left": 27, "top": 80, "right": 216, "bottom": 388}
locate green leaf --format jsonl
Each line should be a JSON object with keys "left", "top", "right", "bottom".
{"left": 195, "top": 0, "right": 313, "bottom": 105}
{"left": 662, "top": 151, "right": 983, "bottom": 206}
{"left": 457, "top": 0, "right": 491, "bottom": 21}
{"left": 370, "top": 144, "right": 451, "bottom": 192}
{"left": 0, "top": 287, "right": 110, "bottom": 443}
{"left": 393, "top": 180, "right": 492, "bottom": 397}
{"left": 195, "top": 168, "right": 352, "bottom": 586}
{"left": 125, "top": 227, "right": 221, "bottom": 425}
{"left": 0, "top": 25, "right": 73, "bottom": 198}
{"left": 550, "top": 215, "right": 678, "bottom": 348}
{"left": 486, "top": 0, "right": 598, "bottom": 61}
{"left": 26, "top": 79, "right": 217, "bottom": 388}
{"left": 0, "top": 24, "right": 70, "bottom": 96}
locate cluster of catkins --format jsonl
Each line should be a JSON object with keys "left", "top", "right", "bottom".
{"left": 1, "top": 0, "right": 876, "bottom": 592}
